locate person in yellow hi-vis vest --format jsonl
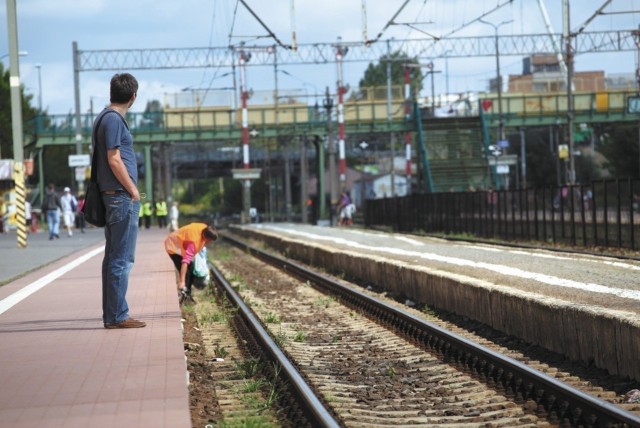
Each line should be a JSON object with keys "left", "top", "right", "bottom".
{"left": 155, "top": 199, "right": 168, "bottom": 229}
{"left": 142, "top": 200, "right": 153, "bottom": 229}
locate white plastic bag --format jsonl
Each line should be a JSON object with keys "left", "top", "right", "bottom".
{"left": 192, "top": 247, "right": 209, "bottom": 279}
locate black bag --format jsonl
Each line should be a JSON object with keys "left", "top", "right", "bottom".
{"left": 81, "top": 110, "right": 117, "bottom": 227}
{"left": 82, "top": 181, "right": 105, "bottom": 227}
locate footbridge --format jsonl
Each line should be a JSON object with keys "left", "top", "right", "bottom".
{"left": 25, "top": 88, "right": 640, "bottom": 206}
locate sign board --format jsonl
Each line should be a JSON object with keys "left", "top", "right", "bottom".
{"left": 75, "top": 167, "right": 87, "bottom": 182}
{"left": 497, "top": 139, "right": 510, "bottom": 149}
{"left": 68, "top": 154, "right": 91, "bottom": 168}
{"left": 0, "top": 159, "right": 13, "bottom": 180}
{"left": 232, "top": 168, "right": 261, "bottom": 180}
{"left": 487, "top": 154, "right": 518, "bottom": 166}
{"left": 558, "top": 144, "right": 569, "bottom": 159}
{"left": 496, "top": 165, "right": 510, "bottom": 174}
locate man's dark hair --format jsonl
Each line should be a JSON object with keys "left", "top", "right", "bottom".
{"left": 110, "top": 73, "right": 138, "bottom": 104}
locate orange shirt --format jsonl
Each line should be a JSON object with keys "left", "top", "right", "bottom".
{"left": 164, "top": 222, "right": 209, "bottom": 263}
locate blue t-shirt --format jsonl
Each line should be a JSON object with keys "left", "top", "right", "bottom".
{"left": 94, "top": 108, "right": 138, "bottom": 192}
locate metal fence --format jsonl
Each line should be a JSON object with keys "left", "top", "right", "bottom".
{"left": 364, "top": 178, "right": 640, "bottom": 251}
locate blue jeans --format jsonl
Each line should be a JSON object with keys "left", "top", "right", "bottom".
{"left": 46, "top": 209, "right": 60, "bottom": 238}
{"left": 101, "top": 193, "right": 140, "bottom": 324}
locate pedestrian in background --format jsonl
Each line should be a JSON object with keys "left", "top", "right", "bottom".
{"left": 138, "top": 201, "right": 144, "bottom": 228}
{"left": 60, "top": 187, "right": 77, "bottom": 237}
{"left": 164, "top": 222, "right": 218, "bottom": 304}
{"left": 337, "top": 190, "right": 352, "bottom": 226}
{"left": 76, "top": 193, "right": 86, "bottom": 233}
{"left": 155, "top": 198, "right": 168, "bottom": 229}
{"left": 25, "top": 199, "right": 32, "bottom": 231}
{"left": 42, "top": 183, "right": 62, "bottom": 240}
{"left": 169, "top": 201, "right": 179, "bottom": 231}
{"left": 94, "top": 72, "right": 145, "bottom": 329}
{"left": 142, "top": 200, "right": 153, "bottom": 229}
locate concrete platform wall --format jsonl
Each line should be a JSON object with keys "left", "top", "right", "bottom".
{"left": 231, "top": 226, "right": 640, "bottom": 381}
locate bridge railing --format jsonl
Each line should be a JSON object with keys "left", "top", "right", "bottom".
{"left": 365, "top": 178, "right": 640, "bottom": 251}
{"left": 479, "top": 89, "right": 636, "bottom": 121}
{"left": 30, "top": 89, "right": 636, "bottom": 141}
{"left": 29, "top": 98, "right": 409, "bottom": 139}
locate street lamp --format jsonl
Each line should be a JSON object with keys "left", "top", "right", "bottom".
{"left": 479, "top": 19, "right": 512, "bottom": 143}
{"left": 0, "top": 50, "right": 27, "bottom": 61}
{"left": 443, "top": 50, "right": 451, "bottom": 96}
{"left": 35, "top": 63, "right": 42, "bottom": 112}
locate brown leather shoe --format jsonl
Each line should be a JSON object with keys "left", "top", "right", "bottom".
{"left": 104, "top": 318, "right": 146, "bottom": 329}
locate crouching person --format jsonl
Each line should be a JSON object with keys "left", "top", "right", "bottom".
{"left": 164, "top": 222, "right": 218, "bottom": 304}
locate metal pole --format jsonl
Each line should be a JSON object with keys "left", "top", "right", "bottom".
{"left": 564, "top": 0, "right": 576, "bottom": 185}
{"left": 324, "top": 86, "right": 337, "bottom": 225}
{"left": 6, "top": 0, "right": 27, "bottom": 248}
{"left": 271, "top": 50, "right": 279, "bottom": 222}
{"left": 300, "top": 137, "right": 308, "bottom": 223}
{"left": 239, "top": 51, "right": 251, "bottom": 223}
{"left": 35, "top": 63, "right": 42, "bottom": 111}
{"left": 495, "top": 29, "right": 504, "bottom": 142}
{"left": 404, "top": 66, "right": 412, "bottom": 194}
{"left": 386, "top": 41, "right": 395, "bottom": 197}
{"left": 479, "top": 19, "right": 512, "bottom": 143}
{"left": 444, "top": 53, "right": 450, "bottom": 96}
{"left": 430, "top": 62, "right": 436, "bottom": 114}
{"left": 144, "top": 145, "right": 153, "bottom": 201}
{"left": 284, "top": 148, "right": 292, "bottom": 221}
{"left": 520, "top": 127, "right": 527, "bottom": 189}
{"left": 336, "top": 40, "right": 347, "bottom": 185}
{"left": 72, "top": 41, "right": 85, "bottom": 193}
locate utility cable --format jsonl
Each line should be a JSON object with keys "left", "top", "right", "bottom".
{"left": 366, "top": 0, "right": 412, "bottom": 45}
{"left": 238, "top": 0, "right": 292, "bottom": 50}
{"left": 573, "top": 0, "right": 613, "bottom": 35}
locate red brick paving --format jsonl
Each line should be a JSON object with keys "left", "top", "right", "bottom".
{"left": 0, "top": 229, "right": 191, "bottom": 428}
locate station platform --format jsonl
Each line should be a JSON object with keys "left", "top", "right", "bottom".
{"left": 231, "top": 223, "right": 640, "bottom": 383}
{"left": 0, "top": 227, "right": 190, "bottom": 428}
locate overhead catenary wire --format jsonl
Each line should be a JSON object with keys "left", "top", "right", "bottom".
{"left": 437, "top": 0, "right": 514, "bottom": 40}
{"left": 366, "top": 0, "right": 412, "bottom": 45}
{"left": 238, "top": 0, "right": 292, "bottom": 50}
{"left": 573, "top": 0, "right": 613, "bottom": 35}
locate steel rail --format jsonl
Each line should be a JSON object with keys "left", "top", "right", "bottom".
{"left": 207, "top": 261, "right": 341, "bottom": 428}
{"left": 222, "top": 232, "right": 640, "bottom": 427}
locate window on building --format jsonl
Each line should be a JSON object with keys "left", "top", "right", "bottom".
{"left": 533, "top": 82, "right": 548, "bottom": 92}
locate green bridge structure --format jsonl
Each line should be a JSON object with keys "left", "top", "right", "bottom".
{"left": 30, "top": 89, "right": 639, "bottom": 201}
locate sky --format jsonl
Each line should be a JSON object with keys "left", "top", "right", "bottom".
{"left": 0, "top": 0, "right": 639, "bottom": 116}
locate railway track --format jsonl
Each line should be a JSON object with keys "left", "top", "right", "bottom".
{"left": 202, "top": 234, "right": 640, "bottom": 427}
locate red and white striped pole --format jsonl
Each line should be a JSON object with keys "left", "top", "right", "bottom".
{"left": 336, "top": 46, "right": 346, "bottom": 183}
{"left": 404, "top": 66, "right": 412, "bottom": 189}
{"left": 239, "top": 51, "right": 250, "bottom": 169}
{"left": 238, "top": 50, "right": 252, "bottom": 223}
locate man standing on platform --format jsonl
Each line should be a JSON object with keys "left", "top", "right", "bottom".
{"left": 94, "top": 73, "right": 145, "bottom": 329}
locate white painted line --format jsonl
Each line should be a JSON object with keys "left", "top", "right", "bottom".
{"left": 394, "top": 236, "right": 425, "bottom": 246}
{"left": 0, "top": 246, "right": 104, "bottom": 316}
{"left": 260, "top": 225, "right": 640, "bottom": 302}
